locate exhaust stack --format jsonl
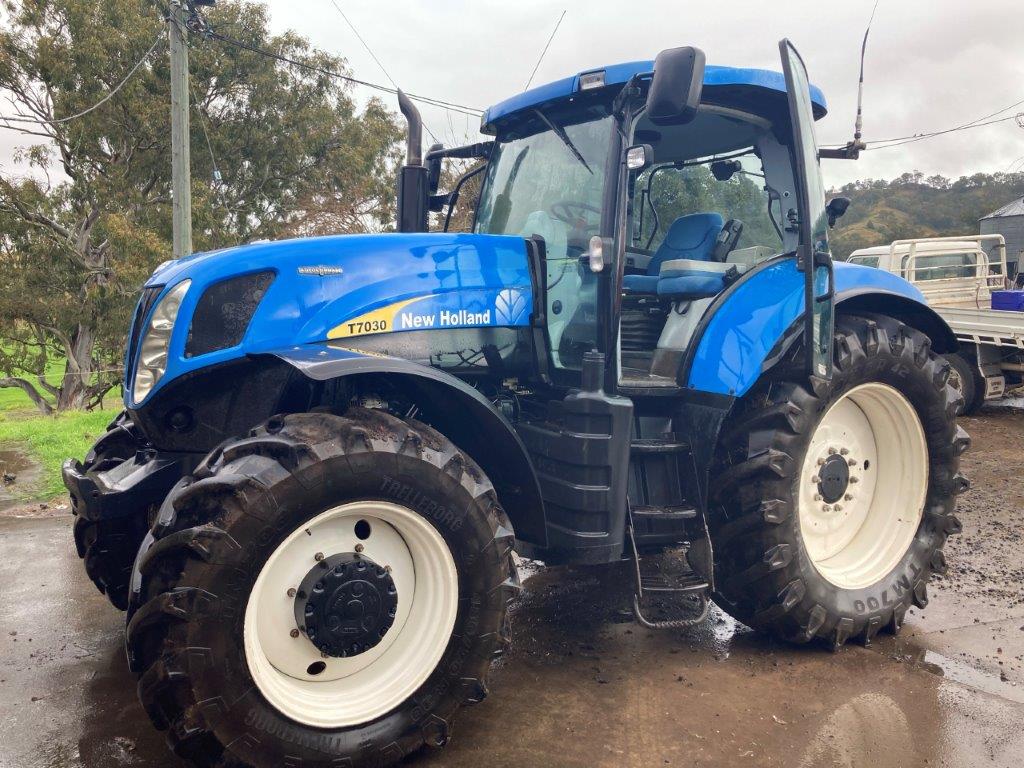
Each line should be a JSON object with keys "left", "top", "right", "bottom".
{"left": 396, "top": 90, "right": 428, "bottom": 231}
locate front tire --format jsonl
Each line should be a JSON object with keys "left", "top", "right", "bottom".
{"left": 71, "top": 411, "right": 150, "bottom": 610}
{"left": 709, "top": 314, "right": 970, "bottom": 648}
{"left": 126, "top": 408, "right": 517, "bottom": 767}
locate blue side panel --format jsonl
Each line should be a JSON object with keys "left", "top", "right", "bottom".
{"left": 685, "top": 260, "right": 928, "bottom": 396}
{"left": 482, "top": 62, "right": 827, "bottom": 130}
{"left": 129, "top": 233, "right": 533, "bottom": 406}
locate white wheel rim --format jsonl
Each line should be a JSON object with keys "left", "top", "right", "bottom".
{"left": 798, "top": 383, "right": 928, "bottom": 590}
{"left": 243, "top": 501, "right": 458, "bottom": 728}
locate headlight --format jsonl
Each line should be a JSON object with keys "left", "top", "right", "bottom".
{"left": 132, "top": 280, "right": 190, "bottom": 402}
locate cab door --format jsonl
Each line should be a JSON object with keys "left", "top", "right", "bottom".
{"left": 780, "top": 40, "right": 834, "bottom": 379}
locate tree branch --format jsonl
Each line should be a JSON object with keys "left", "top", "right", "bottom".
{"left": 0, "top": 377, "right": 53, "bottom": 415}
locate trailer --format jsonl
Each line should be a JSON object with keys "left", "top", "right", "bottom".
{"left": 848, "top": 234, "right": 1024, "bottom": 412}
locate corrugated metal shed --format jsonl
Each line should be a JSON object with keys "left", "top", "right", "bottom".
{"left": 980, "top": 197, "right": 1024, "bottom": 277}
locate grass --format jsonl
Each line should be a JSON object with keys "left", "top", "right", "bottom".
{"left": 0, "top": 408, "right": 114, "bottom": 499}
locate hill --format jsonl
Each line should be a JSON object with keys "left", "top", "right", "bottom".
{"left": 827, "top": 172, "right": 1024, "bottom": 260}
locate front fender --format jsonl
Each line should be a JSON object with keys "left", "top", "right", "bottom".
{"left": 681, "top": 258, "right": 956, "bottom": 397}
{"left": 269, "top": 345, "right": 547, "bottom": 547}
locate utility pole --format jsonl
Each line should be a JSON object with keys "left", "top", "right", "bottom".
{"left": 168, "top": 0, "right": 192, "bottom": 258}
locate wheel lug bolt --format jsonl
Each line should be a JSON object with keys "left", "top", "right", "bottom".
{"left": 849, "top": 477, "right": 859, "bottom": 484}
{"left": 823, "top": 504, "right": 832, "bottom": 512}
{"left": 828, "top": 447, "right": 837, "bottom": 455}
{"left": 834, "top": 504, "right": 843, "bottom": 512}
{"left": 314, "top": 552, "right": 325, "bottom": 562}
{"left": 287, "top": 588, "right": 296, "bottom": 598}
{"left": 848, "top": 458, "right": 857, "bottom": 466}
{"left": 817, "top": 458, "right": 826, "bottom": 466}
{"left": 840, "top": 447, "right": 849, "bottom": 456}
{"left": 290, "top": 628, "right": 300, "bottom": 638}
{"left": 844, "top": 494, "right": 853, "bottom": 501}
{"left": 355, "top": 543, "right": 365, "bottom": 553}
{"left": 814, "top": 494, "right": 822, "bottom": 501}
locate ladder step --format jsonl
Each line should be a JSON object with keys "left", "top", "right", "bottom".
{"left": 630, "top": 437, "right": 690, "bottom": 455}
{"left": 630, "top": 504, "right": 697, "bottom": 521}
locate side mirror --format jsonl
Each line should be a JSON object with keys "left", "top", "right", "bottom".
{"left": 426, "top": 143, "right": 443, "bottom": 194}
{"left": 711, "top": 159, "right": 742, "bottom": 181}
{"left": 646, "top": 46, "right": 705, "bottom": 126}
{"left": 825, "top": 196, "right": 851, "bottom": 228}
{"left": 625, "top": 144, "right": 654, "bottom": 172}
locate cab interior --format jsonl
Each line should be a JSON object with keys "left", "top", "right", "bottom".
{"left": 618, "top": 105, "right": 791, "bottom": 386}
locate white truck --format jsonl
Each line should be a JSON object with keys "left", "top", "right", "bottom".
{"left": 848, "top": 234, "right": 1024, "bottom": 413}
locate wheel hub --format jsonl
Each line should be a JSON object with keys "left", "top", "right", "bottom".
{"left": 294, "top": 553, "right": 398, "bottom": 658}
{"left": 817, "top": 453, "right": 850, "bottom": 504}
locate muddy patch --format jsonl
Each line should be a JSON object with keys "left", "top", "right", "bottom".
{"left": 0, "top": 447, "right": 44, "bottom": 513}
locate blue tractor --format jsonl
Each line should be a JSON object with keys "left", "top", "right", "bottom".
{"left": 64, "top": 42, "right": 967, "bottom": 767}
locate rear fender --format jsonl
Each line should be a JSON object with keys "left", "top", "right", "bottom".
{"left": 269, "top": 345, "right": 547, "bottom": 547}
{"left": 681, "top": 258, "right": 957, "bottom": 397}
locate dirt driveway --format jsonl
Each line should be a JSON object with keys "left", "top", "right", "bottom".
{"left": 0, "top": 410, "right": 1021, "bottom": 768}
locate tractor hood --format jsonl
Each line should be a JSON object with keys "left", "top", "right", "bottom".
{"left": 127, "top": 232, "right": 534, "bottom": 406}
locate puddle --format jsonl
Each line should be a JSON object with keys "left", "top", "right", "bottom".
{"left": 0, "top": 447, "right": 42, "bottom": 511}
{"left": 918, "top": 648, "right": 1024, "bottom": 704}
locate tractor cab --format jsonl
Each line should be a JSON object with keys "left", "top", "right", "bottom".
{"left": 430, "top": 45, "right": 834, "bottom": 393}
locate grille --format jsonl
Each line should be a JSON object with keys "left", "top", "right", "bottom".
{"left": 125, "top": 285, "right": 163, "bottom": 385}
{"left": 185, "top": 271, "right": 275, "bottom": 357}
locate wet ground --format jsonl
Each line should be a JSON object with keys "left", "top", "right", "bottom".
{"left": 0, "top": 410, "right": 1022, "bottom": 768}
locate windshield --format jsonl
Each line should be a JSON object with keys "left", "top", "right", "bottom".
{"left": 476, "top": 112, "right": 614, "bottom": 373}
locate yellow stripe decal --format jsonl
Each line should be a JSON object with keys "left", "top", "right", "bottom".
{"left": 327, "top": 297, "right": 422, "bottom": 339}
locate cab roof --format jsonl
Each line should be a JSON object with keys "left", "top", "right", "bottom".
{"left": 481, "top": 61, "right": 828, "bottom": 134}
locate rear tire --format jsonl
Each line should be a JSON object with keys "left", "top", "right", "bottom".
{"left": 708, "top": 314, "right": 969, "bottom": 648}
{"left": 71, "top": 412, "right": 149, "bottom": 610}
{"left": 946, "top": 352, "right": 985, "bottom": 415}
{"left": 126, "top": 407, "right": 517, "bottom": 768}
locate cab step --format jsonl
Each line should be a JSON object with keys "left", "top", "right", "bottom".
{"left": 630, "top": 437, "right": 690, "bottom": 455}
{"left": 627, "top": 504, "right": 710, "bottom": 630}
{"left": 629, "top": 504, "right": 697, "bottom": 548}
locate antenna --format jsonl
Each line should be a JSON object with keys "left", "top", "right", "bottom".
{"left": 820, "top": 0, "right": 879, "bottom": 160}
{"left": 524, "top": 10, "right": 567, "bottom": 91}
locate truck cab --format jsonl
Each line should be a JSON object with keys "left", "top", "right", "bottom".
{"left": 848, "top": 234, "right": 1022, "bottom": 411}
{"left": 848, "top": 235, "right": 1008, "bottom": 308}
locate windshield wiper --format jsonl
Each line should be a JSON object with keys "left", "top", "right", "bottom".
{"left": 533, "top": 109, "right": 593, "bottom": 175}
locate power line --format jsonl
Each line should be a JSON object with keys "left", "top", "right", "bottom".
{"left": 324, "top": 0, "right": 439, "bottom": 143}
{"left": 823, "top": 94, "right": 1024, "bottom": 151}
{"left": 865, "top": 112, "right": 1023, "bottom": 151}
{"left": 525, "top": 10, "right": 566, "bottom": 91}
{"left": 0, "top": 33, "right": 164, "bottom": 127}
{"left": 189, "top": 81, "right": 222, "bottom": 187}
{"left": 327, "top": 0, "right": 398, "bottom": 90}
{"left": 207, "top": 30, "right": 482, "bottom": 118}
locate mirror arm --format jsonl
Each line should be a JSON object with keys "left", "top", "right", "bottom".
{"left": 818, "top": 139, "right": 866, "bottom": 160}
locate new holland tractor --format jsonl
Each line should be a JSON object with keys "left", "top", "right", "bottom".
{"left": 64, "top": 41, "right": 968, "bottom": 767}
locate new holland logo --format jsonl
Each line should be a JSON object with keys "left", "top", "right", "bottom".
{"left": 297, "top": 265, "right": 343, "bottom": 276}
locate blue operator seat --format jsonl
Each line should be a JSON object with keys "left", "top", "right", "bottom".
{"left": 623, "top": 212, "right": 724, "bottom": 295}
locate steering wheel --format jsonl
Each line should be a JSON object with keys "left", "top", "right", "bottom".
{"left": 549, "top": 201, "right": 601, "bottom": 230}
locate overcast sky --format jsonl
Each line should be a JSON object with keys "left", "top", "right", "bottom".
{"left": 3, "top": 0, "right": 1023, "bottom": 189}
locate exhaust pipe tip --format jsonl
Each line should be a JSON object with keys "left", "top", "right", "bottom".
{"left": 397, "top": 89, "right": 423, "bottom": 166}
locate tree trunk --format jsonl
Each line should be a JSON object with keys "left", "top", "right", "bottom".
{"left": 57, "top": 323, "right": 96, "bottom": 411}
